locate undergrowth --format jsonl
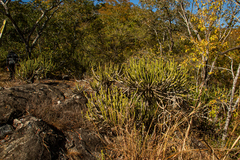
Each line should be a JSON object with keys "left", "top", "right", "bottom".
{"left": 80, "top": 53, "right": 240, "bottom": 160}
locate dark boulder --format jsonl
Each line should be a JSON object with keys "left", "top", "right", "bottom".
{"left": 0, "top": 124, "right": 14, "bottom": 139}
{"left": 0, "top": 116, "right": 65, "bottom": 160}
{"left": 0, "top": 116, "right": 105, "bottom": 160}
{"left": 0, "top": 83, "right": 65, "bottom": 125}
{"left": 0, "top": 82, "right": 105, "bottom": 160}
{"left": 64, "top": 128, "right": 105, "bottom": 160}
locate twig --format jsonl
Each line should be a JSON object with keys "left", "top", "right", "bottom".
{"left": 223, "top": 135, "right": 240, "bottom": 160}
{"left": 202, "top": 139, "right": 220, "bottom": 160}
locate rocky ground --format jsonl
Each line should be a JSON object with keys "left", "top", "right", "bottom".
{"left": 0, "top": 70, "right": 106, "bottom": 160}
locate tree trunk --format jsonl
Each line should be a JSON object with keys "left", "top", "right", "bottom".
{"left": 222, "top": 63, "right": 240, "bottom": 143}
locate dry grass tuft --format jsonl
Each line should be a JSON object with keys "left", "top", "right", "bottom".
{"left": 26, "top": 98, "right": 93, "bottom": 131}
{"left": 99, "top": 109, "right": 238, "bottom": 160}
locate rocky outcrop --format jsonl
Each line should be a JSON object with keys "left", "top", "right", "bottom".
{"left": 0, "top": 83, "right": 65, "bottom": 125}
{"left": 0, "top": 82, "right": 105, "bottom": 160}
{"left": 0, "top": 116, "right": 65, "bottom": 160}
{"left": 0, "top": 124, "right": 14, "bottom": 139}
{"left": 64, "top": 129, "right": 104, "bottom": 159}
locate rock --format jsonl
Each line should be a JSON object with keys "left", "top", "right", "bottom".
{"left": 0, "top": 124, "right": 14, "bottom": 139}
{"left": 0, "top": 83, "right": 65, "bottom": 125}
{"left": 13, "top": 118, "right": 23, "bottom": 130}
{"left": 64, "top": 128, "right": 105, "bottom": 160}
{"left": 27, "top": 90, "right": 89, "bottom": 131}
{"left": 0, "top": 82, "right": 105, "bottom": 160}
{"left": 0, "top": 116, "right": 105, "bottom": 160}
{"left": 0, "top": 116, "right": 65, "bottom": 160}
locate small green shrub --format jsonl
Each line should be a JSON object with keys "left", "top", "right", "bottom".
{"left": 16, "top": 55, "right": 55, "bottom": 82}
{"left": 124, "top": 55, "right": 189, "bottom": 106}
{"left": 90, "top": 62, "right": 122, "bottom": 91}
{"left": 86, "top": 85, "right": 136, "bottom": 128}
{"left": 86, "top": 85, "right": 162, "bottom": 131}
{"left": 0, "top": 50, "right": 7, "bottom": 68}
{"left": 86, "top": 55, "right": 190, "bottom": 131}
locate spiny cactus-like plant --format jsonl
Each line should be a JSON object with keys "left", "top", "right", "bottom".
{"left": 90, "top": 62, "right": 122, "bottom": 91}
{"left": 86, "top": 85, "right": 136, "bottom": 128}
{"left": 124, "top": 55, "right": 189, "bottom": 106}
{"left": 16, "top": 55, "right": 55, "bottom": 82}
{"left": 86, "top": 84, "right": 162, "bottom": 131}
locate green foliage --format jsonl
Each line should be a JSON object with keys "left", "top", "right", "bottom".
{"left": 94, "top": 0, "right": 148, "bottom": 63}
{"left": 86, "top": 83, "right": 159, "bottom": 131}
{"left": 124, "top": 54, "right": 189, "bottom": 105}
{"left": 86, "top": 54, "right": 190, "bottom": 131}
{"left": 17, "top": 58, "right": 38, "bottom": 80}
{"left": 86, "top": 86, "right": 135, "bottom": 128}
{"left": 16, "top": 54, "right": 55, "bottom": 82}
{"left": 0, "top": 0, "right": 239, "bottom": 157}
{"left": 90, "top": 62, "right": 122, "bottom": 91}
{"left": 0, "top": 49, "right": 7, "bottom": 68}
{"left": 190, "top": 85, "right": 229, "bottom": 115}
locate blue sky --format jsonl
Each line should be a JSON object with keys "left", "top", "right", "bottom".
{"left": 129, "top": 0, "right": 139, "bottom": 5}
{"left": 21, "top": 0, "right": 140, "bottom": 5}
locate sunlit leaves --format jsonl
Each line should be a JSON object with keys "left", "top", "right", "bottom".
{"left": 180, "top": 0, "right": 240, "bottom": 84}
{"left": 32, "top": 0, "right": 62, "bottom": 10}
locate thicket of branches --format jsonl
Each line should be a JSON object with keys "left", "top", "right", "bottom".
{"left": 0, "top": 0, "right": 239, "bottom": 159}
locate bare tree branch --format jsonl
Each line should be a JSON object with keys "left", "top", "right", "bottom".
{"left": 0, "top": 0, "right": 10, "bottom": 15}
{"left": 31, "top": 5, "right": 61, "bottom": 52}
{"left": 222, "top": 63, "right": 240, "bottom": 142}
{"left": 233, "top": 0, "right": 240, "bottom": 6}
{"left": 219, "top": 45, "right": 240, "bottom": 55}
{"left": 0, "top": 0, "right": 63, "bottom": 58}
{"left": 0, "top": 1, "right": 27, "bottom": 45}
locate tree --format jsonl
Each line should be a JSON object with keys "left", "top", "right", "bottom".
{"left": 140, "top": 0, "right": 184, "bottom": 53}
{"left": 0, "top": 0, "right": 63, "bottom": 58}
{"left": 43, "top": 0, "right": 99, "bottom": 76}
{"left": 177, "top": 0, "right": 239, "bottom": 85}
{"left": 177, "top": 0, "right": 240, "bottom": 143}
{"left": 230, "top": 0, "right": 240, "bottom": 23}
{"left": 97, "top": 0, "right": 147, "bottom": 63}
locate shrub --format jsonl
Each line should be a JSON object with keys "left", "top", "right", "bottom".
{"left": 86, "top": 55, "right": 190, "bottom": 130}
{"left": 16, "top": 55, "right": 55, "bottom": 82}
{"left": 0, "top": 50, "right": 7, "bottom": 68}
{"left": 124, "top": 55, "right": 189, "bottom": 106}
{"left": 90, "top": 62, "right": 122, "bottom": 91}
{"left": 86, "top": 85, "right": 136, "bottom": 128}
{"left": 85, "top": 54, "right": 240, "bottom": 159}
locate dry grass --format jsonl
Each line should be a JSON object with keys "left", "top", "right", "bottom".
{"left": 25, "top": 98, "right": 94, "bottom": 131}
{"left": 83, "top": 83, "right": 240, "bottom": 159}
{"left": 104, "top": 120, "right": 222, "bottom": 159}
{"left": 0, "top": 70, "right": 27, "bottom": 88}
{"left": 98, "top": 104, "right": 240, "bottom": 160}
